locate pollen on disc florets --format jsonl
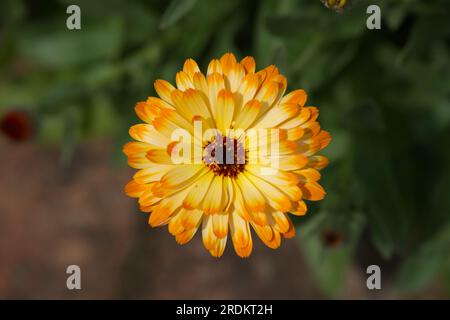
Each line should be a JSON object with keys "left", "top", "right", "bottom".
{"left": 203, "top": 136, "right": 246, "bottom": 177}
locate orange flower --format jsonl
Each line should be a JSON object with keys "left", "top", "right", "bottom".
{"left": 124, "top": 53, "right": 330, "bottom": 257}
{"left": 322, "top": 0, "right": 351, "bottom": 11}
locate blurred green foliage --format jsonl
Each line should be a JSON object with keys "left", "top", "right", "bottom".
{"left": 0, "top": 0, "right": 449, "bottom": 296}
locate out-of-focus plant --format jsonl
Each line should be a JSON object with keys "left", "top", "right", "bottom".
{"left": 0, "top": 0, "right": 449, "bottom": 296}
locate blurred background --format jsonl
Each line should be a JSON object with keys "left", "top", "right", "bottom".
{"left": 0, "top": 0, "right": 449, "bottom": 299}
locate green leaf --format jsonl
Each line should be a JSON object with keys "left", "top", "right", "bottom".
{"left": 159, "top": 0, "right": 198, "bottom": 29}
{"left": 16, "top": 17, "right": 124, "bottom": 69}
{"left": 348, "top": 101, "right": 407, "bottom": 258}
{"left": 385, "top": 2, "right": 409, "bottom": 31}
{"left": 441, "top": 260, "right": 450, "bottom": 296}
{"left": 265, "top": 13, "right": 318, "bottom": 38}
{"left": 0, "top": 0, "right": 25, "bottom": 25}
{"left": 37, "top": 113, "right": 65, "bottom": 145}
{"left": 266, "top": 1, "right": 366, "bottom": 40}
{"left": 271, "top": 43, "right": 287, "bottom": 74}
{"left": 59, "top": 107, "right": 80, "bottom": 167}
{"left": 88, "top": 94, "right": 119, "bottom": 136}
{"left": 394, "top": 224, "right": 450, "bottom": 293}
{"left": 299, "top": 211, "right": 364, "bottom": 297}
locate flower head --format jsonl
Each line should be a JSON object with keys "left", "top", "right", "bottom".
{"left": 321, "top": 0, "right": 351, "bottom": 11}
{"left": 124, "top": 53, "right": 330, "bottom": 257}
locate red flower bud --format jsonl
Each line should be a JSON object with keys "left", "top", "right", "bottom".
{"left": 322, "top": 230, "right": 344, "bottom": 248}
{"left": 0, "top": 109, "right": 36, "bottom": 142}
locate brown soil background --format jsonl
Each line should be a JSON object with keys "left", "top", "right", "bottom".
{"left": 0, "top": 139, "right": 444, "bottom": 299}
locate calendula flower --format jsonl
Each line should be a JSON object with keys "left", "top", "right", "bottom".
{"left": 321, "top": 0, "right": 351, "bottom": 11}
{"left": 124, "top": 53, "right": 330, "bottom": 257}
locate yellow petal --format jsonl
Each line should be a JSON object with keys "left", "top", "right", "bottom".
{"left": 300, "top": 182, "right": 326, "bottom": 201}
{"left": 124, "top": 180, "right": 147, "bottom": 198}
{"left": 202, "top": 215, "right": 215, "bottom": 249}
{"left": 257, "top": 65, "right": 279, "bottom": 84}
{"left": 149, "top": 188, "right": 190, "bottom": 227}
{"left": 280, "top": 89, "right": 307, "bottom": 106}
{"left": 175, "top": 227, "right": 199, "bottom": 245}
{"left": 146, "top": 148, "right": 173, "bottom": 164}
{"left": 134, "top": 100, "right": 160, "bottom": 123}
{"left": 183, "top": 58, "right": 200, "bottom": 77}
{"left": 291, "top": 200, "right": 307, "bottom": 216}
{"left": 308, "top": 107, "right": 319, "bottom": 122}
{"left": 248, "top": 211, "right": 268, "bottom": 226}
{"left": 220, "top": 53, "right": 244, "bottom": 92}
{"left": 300, "top": 121, "right": 321, "bottom": 140}
{"left": 207, "top": 59, "right": 222, "bottom": 76}
{"left": 203, "top": 175, "right": 225, "bottom": 214}
{"left": 287, "top": 127, "right": 305, "bottom": 141}
{"left": 249, "top": 139, "right": 298, "bottom": 156}
{"left": 154, "top": 79, "right": 176, "bottom": 103}
{"left": 235, "top": 173, "right": 265, "bottom": 212}
{"left": 209, "top": 236, "right": 227, "bottom": 258}
{"left": 127, "top": 154, "right": 152, "bottom": 169}
{"left": 160, "top": 165, "right": 205, "bottom": 190}
{"left": 231, "top": 179, "right": 252, "bottom": 221}
{"left": 123, "top": 141, "right": 152, "bottom": 157}
{"left": 300, "top": 139, "right": 322, "bottom": 156}
{"left": 152, "top": 108, "right": 193, "bottom": 136}
{"left": 212, "top": 213, "right": 229, "bottom": 238}
{"left": 146, "top": 96, "right": 174, "bottom": 110}
{"left": 266, "top": 229, "right": 281, "bottom": 249}
{"left": 283, "top": 218, "right": 296, "bottom": 238}
{"left": 150, "top": 181, "right": 164, "bottom": 197}
{"left": 240, "top": 56, "right": 256, "bottom": 74}
{"left": 207, "top": 73, "right": 226, "bottom": 118}
{"left": 235, "top": 73, "right": 259, "bottom": 109}
{"left": 281, "top": 185, "right": 303, "bottom": 201}
{"left": 175, "top": 71, "right": 194, "bottom": 91}
{"left": 220, "top": 53, "right": 237, "bottom": 74}
{"left": 234, "top": 238, "right": 253, "bottom": 257}
{"left": 233, "top": 99, "right": 260, "bottom": 131}
{"left": 216, "top": 89, "right": 235, "bottom": 133}
{"left": 229, "top": 210, "right": 251, "bottom": 249}
{"left": 168, "top": 209, "right": 186, "bottom": 236}
{"left": 183, "top": 171, "right": 214, "bottom": 209}
{"left": 181, "top": 209, "right": 203, "bottom": 230}
{"left": 251, "top": 222, "right": 273, "bottom": 243}
{"left": 245, "top": 173, "right": 292, "bottom": 212}
{"left": 296, "top": 168, "right": 321, "bottom": 182}
{"left": 192, "top": 72, "right": 209, "bottom": 97}
{"left": 133, "top": 164, "right": 173, "bottom": 184}
{"left": 252, "top": 103, "right": 298, "bottom": 129}
{"left": 129, "top": 124, "right": 169, "bottom": 148}
{"left": 270, "top": 74, "right": 287, "bottom": 98}
{"left": 176, "top": 213, "right": 201, "bottom": 244}
{"left": 269, "top": 154, "right": 309, "bottom": 171}
{"left": 270, "top": 211, "right": 291, "bottom": 233}
{"left": 306, "top": 155, "right": 329, "bottom": 170}
{"left": 139, "top": 188, "right": 162, "bottom": 207}
{"left": 255, "top": 81, "right": 280, "bottom": 113}
{"left": 245, "top": 165, "right": 299, "bottom": 186}
{"left": 316, "top": 130, "right": 332, "bottom": 150}
{"left": 171, "top": 89, "right": 213, "bottom": 127}
{"left": 280, "top": 107, "right": 311, "bottom": 129}
{"left": 255, "top": 154, "right": 309, "bottom": 171}
{"left": 223, "top": 176, "right": 235, "bottom": 212}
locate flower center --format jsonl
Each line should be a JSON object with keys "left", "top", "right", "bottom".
{"left": 203, "top": 136, "right": 246, "bottom": 177}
